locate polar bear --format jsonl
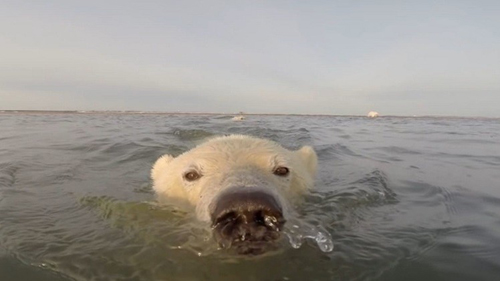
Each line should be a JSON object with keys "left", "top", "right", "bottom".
{"left": 231, "top": 115, "right": 245, "bottom": 121}
{"left": 151, "top": 135, "right": 317, "bottom": 254}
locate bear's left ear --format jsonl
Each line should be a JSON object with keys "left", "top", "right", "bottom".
{"left": 151, "top": 154, "right": 174, "bottom": 181}
{"left": 296, "top": 146, "right": 318, "bottom": 176}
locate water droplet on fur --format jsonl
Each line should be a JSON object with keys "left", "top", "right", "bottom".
{"left": 218, "top": 236, "right": 233, "bottom": 249}
{"left": 264, "top": 215, "right": 280, "bottom": 231}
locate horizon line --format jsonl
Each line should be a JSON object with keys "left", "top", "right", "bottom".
{"left": 0, "top": 109, "right": 498, "bottom": 119}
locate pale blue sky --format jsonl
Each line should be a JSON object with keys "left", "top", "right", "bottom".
{"left": 1, "top": 1, "right": 499, "bottom": 116}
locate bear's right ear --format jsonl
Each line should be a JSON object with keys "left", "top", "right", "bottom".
{"left": 151, "top": 154, "right": 174, "bottom": 180}
{"left": 296, "top": 146, "right": 318, "bottom": 176}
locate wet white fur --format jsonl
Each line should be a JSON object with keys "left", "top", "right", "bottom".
{"left": 151, "top": 135, "right": 317, "bottom": 222}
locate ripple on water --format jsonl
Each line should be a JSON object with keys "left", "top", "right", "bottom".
{"left": 171, "top": 128, "right": 216, "bottom": 141}
{"left": 0, "top": 163, "right": 20, "bottom": 188}
{"left": 1, "top": 114, "right": 500, "bottom": 281}
{"left": 79, "top": 195, "right": 334, "bottom": 257}
{"left": 300, "top": 169, "right": 462, "bottom": 279}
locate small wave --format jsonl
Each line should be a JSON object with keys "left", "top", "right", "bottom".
{"left": 0, "top": 163, "right": 20, "bottom": 187}
{"left": 372, "top": 146, "right": 422, "bottom": 155}
{"left": 79, "top": 195, "right": 335, "bottom": 258}
{"left": 170, "top": 129, "right": 216, "bottom": 141}
{"left": 315, "top": 143, "right": 366, "bottom": 160}
{"left": 283, "top": 217, "right": 334, "bottom": 253}
{"left": 79, "top": 196, "right": 218, "bottom": 255}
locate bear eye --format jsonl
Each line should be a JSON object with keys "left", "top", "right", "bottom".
{"left": 273, "top": 166, "right": 290, "bottom": 177}
{"left": 184, "top": 170, "right": 202, "bottom": 181}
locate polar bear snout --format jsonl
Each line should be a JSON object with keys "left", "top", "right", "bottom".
{"left": 210, "top": 190, "right": 286, "bottom": 255}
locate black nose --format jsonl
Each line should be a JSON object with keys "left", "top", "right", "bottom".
{"left": 210, "top": 190, "right": 285, "bottom": 255}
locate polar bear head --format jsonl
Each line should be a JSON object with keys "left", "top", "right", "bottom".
{"left": 151, "top": 135, "right": 317, "bottom": 254}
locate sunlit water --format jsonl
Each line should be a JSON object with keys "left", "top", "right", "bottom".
{"left": 1, "top": 113, "right": 500, "bottom": 281}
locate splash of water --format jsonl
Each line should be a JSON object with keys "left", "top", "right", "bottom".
{"left": 282, "top": 218, "right": 334, "bottom": 252}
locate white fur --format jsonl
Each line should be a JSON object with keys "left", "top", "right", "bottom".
{"left": 151, "top": 135, "right": 318, "bottom": 222}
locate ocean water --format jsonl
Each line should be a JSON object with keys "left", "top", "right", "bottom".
{"left": 0, "top": 112, "right": 499, "bottom": 281}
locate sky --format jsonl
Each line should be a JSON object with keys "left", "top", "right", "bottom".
{"left": 1, "top": 0, "right": 499, "bottom": 116}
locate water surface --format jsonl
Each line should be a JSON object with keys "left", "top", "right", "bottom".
{"left": 1, "top": 113, "right": 499, "bottom": 281}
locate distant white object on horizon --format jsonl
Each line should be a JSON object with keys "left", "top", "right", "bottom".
{"left": 231, "top": 115, "right": 245, "bottom": 121}
{"left": 367, "top": 111, "right": 379, "bottom": 118}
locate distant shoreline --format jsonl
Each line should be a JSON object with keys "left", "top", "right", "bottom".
{"left": 0, "top": 110, "right": 349, "bottom": 117}
{"left": 0, "top": 110, "right": 497, "bottom": 119}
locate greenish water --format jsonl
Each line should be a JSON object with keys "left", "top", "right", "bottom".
{"left": 1, "top": 113, "right": 499, "bottom": 280}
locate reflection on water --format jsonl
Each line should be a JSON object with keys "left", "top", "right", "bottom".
{"left": 80, "top": 194, "right": 335, "bottom": 257}
{"left": 1, "top": 113, "right": 500, "bottom": 280}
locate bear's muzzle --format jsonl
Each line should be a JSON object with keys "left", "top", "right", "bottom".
{"left": 210, "top": 189, "right": 285, "bottom": 255}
